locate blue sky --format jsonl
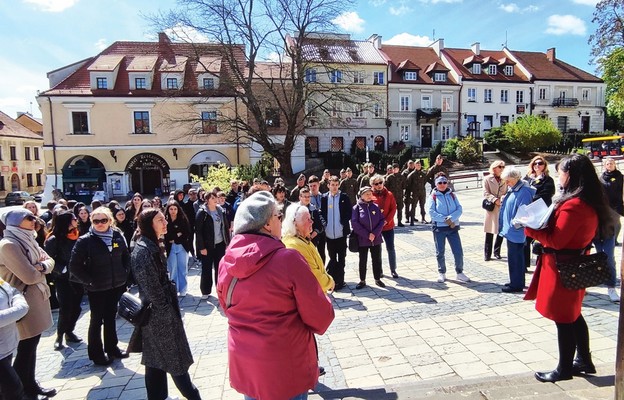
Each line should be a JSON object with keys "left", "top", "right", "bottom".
{"left": 0, "top": 0, "right": 600, "bottom": 120}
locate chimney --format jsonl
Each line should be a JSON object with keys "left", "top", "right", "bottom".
{"left": 471, "top": 42, "right": 480, "bottom": 55}
{"left": 367, "top": 34, "right": 382, "bottom": 49}
{"left": 431, "top": 38, "right": 444, "bottom": 55}
{"left": 158, "top": 32, "right": 171, "bottom": 44}
{"left": 546, "top": 48, "right": 556, "bottom": 62}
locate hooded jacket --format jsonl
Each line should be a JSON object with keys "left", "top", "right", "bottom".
{"left": 217, "top": 233, "right": 334, "bottom": 400}
{"left": 426, "top": 188, "right": 462, "bottom": 227}
{"left": 351, "top": 200, "right": 385, "bottom": 247}
{"left": 372, "top": 187, "right": 397, "bottom": 231}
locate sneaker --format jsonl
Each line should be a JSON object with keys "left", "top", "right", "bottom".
{"left": 437, "top": 273, "right": 446, "bottom": 283}
{"left": 456, "top": 272, "right": 471, "bottom": 283}
{"left": 608, "top": 287, "right": 620, "bottom": 303}
{"left": 201, "top": 294, "right": 210, "bottom": 300}
{"left": 179, "top": 290, "right": 187, "bottom": 297}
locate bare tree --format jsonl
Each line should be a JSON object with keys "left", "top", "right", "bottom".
{"left": 589, "top": 0, "right": 624, "bottom": 62}
{"left": 151, "top": 0, "right": 388, "bottom": 177}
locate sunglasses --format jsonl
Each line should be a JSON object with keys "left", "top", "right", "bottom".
{"left": 373, "top": 182, "right": 383, "bottom": 186}
{"left": 534, "top": 161, "right": 545, "bottom": 166}
{"left": 92, "top": 218, "right": 109, "bottom": 225}
{"left": 24, "top": 215, "right": 37, "bottom": 222}
{"left": 496, "top": 166, "right": 505, "bottom": 169}
{"left": 436, "top": 180, "right": 448, "bottom": 185}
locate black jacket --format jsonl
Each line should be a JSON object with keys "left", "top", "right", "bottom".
{"left": 69, "top": 229, "right": 130, "bottom": 291}
{"left": 320, "top": 192, "right": 352, "bottom": 238}
{"left": 602, "top": 169, "right": 624, "bottom": 215}
{"left": 165, "top": 217, "right": 192, "bottom": 254}
{"left": 44, "top": 235, "right": 77, "bottom": 276}
{"left": 195, "top": 205, "right": 231, "bottom": 252}
{"left": 523, "top": 175, "right": 556, "bottom": 206}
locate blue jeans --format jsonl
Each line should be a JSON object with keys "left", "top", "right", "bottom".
{"left": 433, "top": 226, "right": 463, "bottom": 274}
{"left": 594, "top": 235, "right": 617, "bottom": 287}
{"left": 381, "top": 229, "right": 397, "bottom": 273}
{"left": 507, "top": 240, "right": 525, "bottom": 290}
{"left": 167, "top": 243, "right": 189, "bottom": 294}
{"left": 245, "top": 393, "right": 307, "bottom": 400}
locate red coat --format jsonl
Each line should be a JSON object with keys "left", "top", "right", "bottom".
{"left": 524, "top": 198, "right": 597, "bottom": 323}
{"left": 372, "top": 187, "right": 397, "bottom": 231}
{"left": 217, "top": 233, "right": 335, "bottom": 400}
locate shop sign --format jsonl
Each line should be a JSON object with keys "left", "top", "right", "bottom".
{"left": 126, "top": 153, "right": 169, "bottom": 170}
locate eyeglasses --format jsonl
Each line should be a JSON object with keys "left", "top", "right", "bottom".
{"left": 373, "top": 182, "right": 383, "bottom": 186}
{"left": 436, "top": 180, "right": 448, "bottom": 185}
{"left": 92, "top": 218, "right": 109, "bottom": 225}
{"left": 534, "top": 161, "right": 545, "bottom": 166}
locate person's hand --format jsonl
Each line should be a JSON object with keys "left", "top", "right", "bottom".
{"left": 200, "top": 249, "right": 208, "bottom": 256}
{"left": 368, "top": 233, "right": 375, "bottom": 242}
{"left": 328, "top": 281, "right": 335, "bottom": 293}
{"left": 311, "top": 231, "right": 318, "bottom": 239}
{"left": 495, "top": 199, "right": 501, "bottom": 206}
{"left": 34, "top": 263, "right": 46, "bottom": 272}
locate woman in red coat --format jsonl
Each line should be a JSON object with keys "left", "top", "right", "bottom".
{"left": 524, "top": 154, "right": 614, "bottom": 383}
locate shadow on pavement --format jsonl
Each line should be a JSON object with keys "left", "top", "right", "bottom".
{"left": 314, "top": 384, "right": 399, "bottom": 399}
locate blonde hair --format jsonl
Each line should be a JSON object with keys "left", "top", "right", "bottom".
{"left": 527, "top": 156, "right": 550, "bottom": 177}
{"left": 90, "top": 206, "right": 113, "bottom": 223}
{"left": 488, "top": 160, "right": 505, "bottom": 174}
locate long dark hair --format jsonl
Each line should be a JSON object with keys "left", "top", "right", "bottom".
{"left": 556, "top": 153, "right": 614, "bottom": 239}
{"left": 47, "top": 211, "right": 75, "bottom": 243}
{"left": 137, "top": 208, "right": 161, "bottom": 245}
{"left": 164, "top": 200, "right": 190, "bottom": 230}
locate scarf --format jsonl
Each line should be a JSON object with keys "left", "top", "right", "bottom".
{"left": 90, "top": 226, "right": 114, "bottom": 252}
{"left": 67, "top": 228, "right": 80, "bottom": 241}
{"left": 4, "top": 226, "right": 41, "bottom": 265}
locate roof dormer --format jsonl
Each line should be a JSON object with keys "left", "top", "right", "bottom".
{"left": 196, "top": 55, "right": 222, "bottom": 90}
{"left": 159, "top": 56, "right": 188, "bottom": 90}
{"left": 424, "top": 62, "right": 450, "bottom": 82}
{"left": 88, "top": 54, "right": 124, "bottom": 90}
{"left": 127, "top": 55, "right": 157, "bottom": 90}
{"left": 396, "top": 59, "right": 420, "bottom": 81}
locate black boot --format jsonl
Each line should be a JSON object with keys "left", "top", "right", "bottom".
{"left": 572, "top": 354, "right": 596, "bottom": 375}
{"left": 493, "top": 235, "right": 503, "bottom": 259}
{"left": 53, "top": 335, "right": 64, "bottom": 351}
{"left": 535, "top": 367, "right": 573, "bottom": 383}
{"left": 572, "top": 315, "right": 595, "bottom": 375}
{"left": 484, "top": 234, "right": 493, "bottom": 261}
{"left": 536, "top": 321, "right": 575, "bottom": 383}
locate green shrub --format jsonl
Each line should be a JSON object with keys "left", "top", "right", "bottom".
{"left": 191, "top": 163, "right": 238, "bottom": 192}
{"left": 441, "top": 139, "right": 459, "bottom": 160}
{"left": 455, "top": 136, "right": 481, "bottom": 164}
{"left": 429, "top": 142, "right": 443, "bottom": 166}
{"left": 503, "top": 115, "right": 562, "bottom": 154}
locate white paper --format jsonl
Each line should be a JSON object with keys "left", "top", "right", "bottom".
{"left": 511, "top": 198, "right": 555, "bottom": 230}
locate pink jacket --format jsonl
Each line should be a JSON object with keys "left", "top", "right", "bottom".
{"left": 217, "top": 233, "right": 335, "bottom": 400}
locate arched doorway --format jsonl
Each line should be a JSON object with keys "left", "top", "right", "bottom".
{"left": 10, "top": 174, "right": 19, "bottom": 191}
{"left": 126, "top": 153, "right": 170, "bottom": 196}
{"left": 374, "top": 135, "right": 385, "bottom": 152}
{"left": 188, "top": 150, "right": 231, "bottom": 179}
{"left": 62, "top": 156, "right": 106, "bottom": 203}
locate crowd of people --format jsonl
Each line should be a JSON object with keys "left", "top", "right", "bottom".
{"left": 0, "top": 152, "right": 621, "bottom": 398}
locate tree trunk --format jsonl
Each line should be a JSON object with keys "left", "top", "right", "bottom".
{"left": 276, "top": 153, "right": 294, "bottom": 178}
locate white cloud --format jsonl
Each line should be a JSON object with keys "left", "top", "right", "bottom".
{"left": 94, "top": 39, "right": 108, "bottom": 52}
{"left": 22, "top": 0, "right": 79, "bottom": 12}
{"left": 572, "top": 0, "right": 599, "bottom": 5}
{"left": 384, "top": 33, "right": 433, "bottom": 47}
{"left": 545, "top": 14, "right": 587, "bottom": 36}
{"left": 0, "top": 58, "right": 48, "bottom": 118}
{"left": 369, "top": 0, "right": 387, "bottom": 6}
{"left": 332, "top": 11, "right": 365, "bottom": 34}
{"left": 264, "top": 52, "right": 282, "bottom": 62}
{"left": 165, "top": 24, "right": 211, "bottom": 43}
{"left": 428, "top": 0, "right": 462, "bottom": 4}
{"left": 389, "top": 4, "right": 412, "bottom": 15}
{"left": 500, "top": 3, "right": 539, "bottom": 13}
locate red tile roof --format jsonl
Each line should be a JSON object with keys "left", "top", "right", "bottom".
{"left": 443, "top": 48, "right": 530, "bottom": 83}
{"left": 0, "top": 111, "right": 44, "bottom": 140}
{"left": 380, "top": 45, "right": 458, "bottom": 85}
{"left": 509, "top": 50, "right": 602, "bottom": 82}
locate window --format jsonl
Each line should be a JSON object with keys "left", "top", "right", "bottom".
{"left": 559, "top": 90, "right": 567, "bottom": 99}
{"left": 135, "top": 78, "right": 146, "bottom": 89}
{"left": 305, "top": 69, "right": 317, "bottom": 83}
{"left": 516, "top": 90, "right": 524, "bottom": 104}
{"left": 330, "top": 137, "right": 344, "bottom": 152}
{"left": 24, "top": 147, "right": 31, "bottom": 161}
{"left": 96, "top": 77, "right": 107, "bottom": 89}
{"left": 484, "top": 89, "right": 492, "bottom": 103}
{"left": 500, "top": 90, "right": 509, "bottom": 103}
{"left": 306, "top": 102, "right": 317, "bottom": 118}
{"left": 373, "top": 71, "right": 384, "bottom": 85}
{"left": 421, "top": 95, "right": 432, "bottom": 109}
{"left": 557, "top": 116, "right": 569, "bottom": 132}
{"left": 400, "top": 95, "right": 411, "bottom": 112}
{"left": 373, "top": 103, "right": 383, "bottom": 118}
{"left": 441, "top": 124, "right": 452, "bottom": 140}
{"left": 306, "top": 137, "right": 319, "bottom": 154}
{"left": 483, "top": 115, "right": 493, "bottom": 131}
{"left": 133, "top": 111, "right": 151, "bottom": 134}
{"left": 10, "top": 146, "right": 16, "bottom": 161}
{"left": 433, "top": 73, "right": 446, "bottom": 82}
{"left": 34, "top": 147, "right": 39, "bottom": 160}
{"left": 442, "top": 95, "right": 452, "bottom": 112}
{"left": 26, "top": 174, "right": 33, "bottom": 187}
{"left": 331, "top": 102, "right": 341, "bottom": 117}
{"left": 330, "top": 70, "right": 343, "bottom": 83}
{"left": 166, "top": 78, "right": 178, "bottom": 89}
{"left": 201, "top": 111, "right": 217, "bottom": 134}
{"left": 500, "top": 115, "right": 509, "bottom": 125}
{"left": 0, "top": 146, "right": 3, "bottom": 160}
{"left": 582, "top": 88, "right": 591, "bottom": 102}
{"left": 539, "top": 88, "right": 548, "bottom": 100}
{"left": 0, "top": 176, "right": 4, "bottom": 191}
{"left": 472, "top": 64, "right": 481, "bottom": 74}
{"left": 354, "top": 104, "right": 364, "bottom": 118}
{"left": 400, "top": 125, "right": 411, "bottom": 141}
{"left": 203, "top": 78, "right": 215, "bottom": 89}
{"left": 488, "top": 65, "right": 497, "bottom": 75}
{"left": 36, "top": 173, "right": 42, "bottom": 186}
{"left": 265, "top": 108, "right": 280, "bottom": 127}
{"left": 504, "top": 65, "right": 514, "bottom": 76}
{"left": 72, "top": 111, "right": 89, "bottom": 134}
{"left": 404, "top": 71, "right": 417, "bottom": 81}
{"left": 353, "top": 71, "right": 365, "bottom": 84}
{"left": 468, "top": 88, "right": 477, "bottom": 102}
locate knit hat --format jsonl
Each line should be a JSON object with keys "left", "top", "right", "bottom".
{"left": 233, "top": 191, "right": 277, "bottom": 235}
{"left": 3, "top": 209, "right": 35, "bottom": 227}
{"left": 358, "top": 186, "right": 372, "bottom": 197}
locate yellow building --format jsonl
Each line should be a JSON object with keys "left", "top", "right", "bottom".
{"left": 0, "top": 111, "right": 45, "bottom": 197}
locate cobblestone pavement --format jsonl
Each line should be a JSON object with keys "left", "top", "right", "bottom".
{"left": 34, "top": 187, "right": 620, "bottom": 399}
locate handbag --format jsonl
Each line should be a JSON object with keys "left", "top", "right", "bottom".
{"left": 481, "top": 199, "right": 495, "bottom": 211}
{"left": 556, "top": 252, "right": 611, "bottom": 290}
{"left": 348, "top": 233, "right": 359, "bottom": 253}
{"left": 118, "top": 292, "right": 152, "bottom": 326}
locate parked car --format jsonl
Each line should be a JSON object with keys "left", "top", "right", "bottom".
{"left": 91, "top": 191, "right": 109, "bottom": 204}
{"left": 32, "top": 190, "right": 43, "bottom": 203}
{"left": 4, "top": 191, "right": 35, "bottom": 206}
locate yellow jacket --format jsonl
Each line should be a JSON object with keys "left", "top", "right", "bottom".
{"left": 282, "top": 235, "right": 334, "bottom": 292}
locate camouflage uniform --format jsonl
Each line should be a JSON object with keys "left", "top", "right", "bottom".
{"left": 406, "top": 168, "right": 428, "bottom": 223}
{"left": 425, "top": 164, "right": 450, "bottom": 191}
{"left": 339, "top": 177, "right": 358, "bottom": 206}
{"left": 401, "top": 167, "right": 415, "bottom": 221}
{"left": 385, "top": 172, "right": 405, "bottom": 224}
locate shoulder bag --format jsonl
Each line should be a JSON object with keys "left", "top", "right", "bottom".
{"left": 348, "top": 232, "right": 359, "bottom": 253}
{"left": 548, "top": 247, "right": 611, "bottom": 290}
{"left": 118, "top": 292, "right": 152, "bottom": 326}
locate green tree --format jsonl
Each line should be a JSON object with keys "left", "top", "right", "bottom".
{"left": 455, "top": 136, "right": 481, "bottom": 164}
{"left": 600, "top": 47, "right": 624, "bottom": 130}
{"left": 502, "top": 115, "right": 562, "bottom": 154}
{"left": 588, "top": 0, "right": 624, "bottom": 61}
{"left": 191, "top": 163, "right": 238, "bottom": 192}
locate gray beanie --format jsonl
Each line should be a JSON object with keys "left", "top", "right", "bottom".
{"left": 3, "top": 209, "right": 34, "bottom": 227}
{"left": 233, "top": 191, "right": 277, "bottom": 235}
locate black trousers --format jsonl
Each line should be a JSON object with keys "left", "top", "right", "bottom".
{"left": 312, "top": 232, "right": 326, "bottom": 264}
{"left": 523, "top": 237, "right": 533, "bottom": 269}
{"left": 55, "top": 274, "right": 84, "bottom": 338}
{"left": 13, "top": 334, "right": 41, "bottom": 395}
{"left": 326, "top": 237, "right": 347, "bottom": 286}
{"left": 144, "top": 366, "right": 201, "bottom": 400}
{"left": 1, "top": 354, "right": 24, "bottom": 399}
{"left": 87, "top": 286, "right": 125, "bottom": 359}
{"left": 555, "top": 314, "right": 591, "bottom": 374}
{"left": 484, "top": 233, "right": 504, "bottom": 258}
{"left": 200, "top": 241, "right": 226, "bottom": 296}
{"left": 358, "top": 244, "right": 382, "bottom": 281}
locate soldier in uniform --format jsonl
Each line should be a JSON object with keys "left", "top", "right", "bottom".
{"left": 426, "top": 155, "right": 449, "bottom": 191}
{"left": 340, "top": 167, "right": 358, "bottom": 206}
{"left": 319, "top": 169, "right": 331, "bottom": 194}
{"left": 384, "top": 163, "right": 405, "bottom": 227}
{"left": 401, "top": 160, "right": 416, "bottom": 223}
{"left": 289, "top": 174, "right": 307, "bottom": 201}
{"left": 359, "top": 163, "right": 376, "bottom": 189}
{"left": 406, "top": 160, "right": 428, "bottom": 225}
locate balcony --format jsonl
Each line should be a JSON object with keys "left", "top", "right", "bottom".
{"left": 551, "top": 98, "right": 579, "bottom": 107}
{"left": 417, "top": 108, "right": 442, "bottom": 120}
